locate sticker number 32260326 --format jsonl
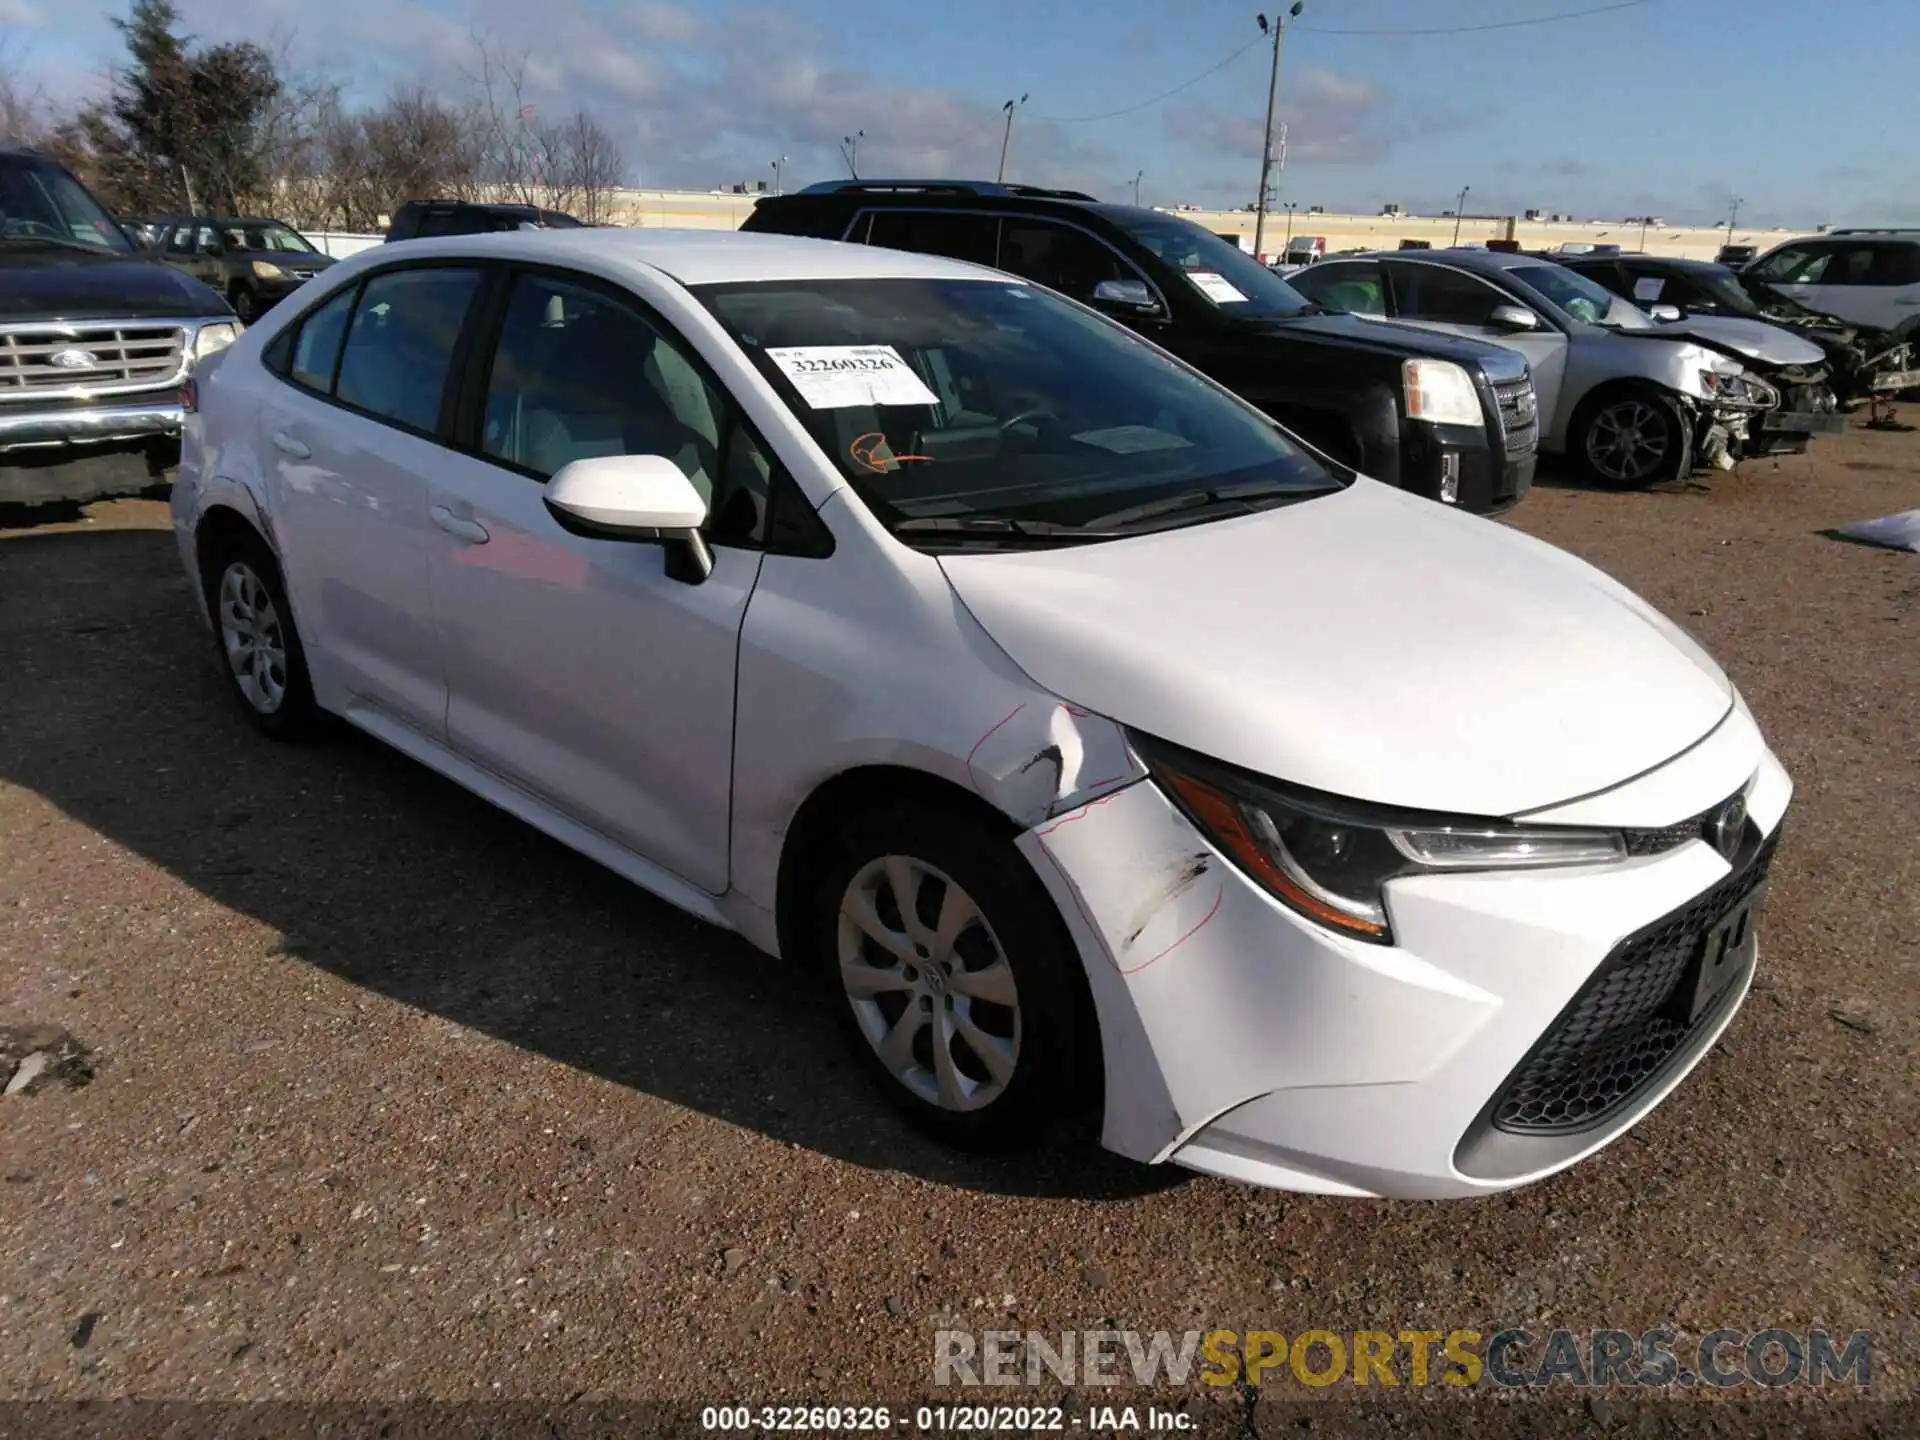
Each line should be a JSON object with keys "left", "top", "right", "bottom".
{"left": 765, "top": 345, "right": 941, "bottom": 410}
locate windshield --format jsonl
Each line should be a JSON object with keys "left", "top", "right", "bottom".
{"left": 222, "top": 220, "right": 317, "bottom": 254}
{"left": 1510, "top": 263, "right": 1651, "bottom": 330}
{"left": 1113, "top": 211, "right": 1316, "bottom": 318}
{"left": 1689, "top": 264, "right": 1764, "bottom": 316}
{"left": 695, "top": 277, "right": 1342, "bottom": 541}
{"left": 0, "top": 155, "right": 134, "bottom": 254}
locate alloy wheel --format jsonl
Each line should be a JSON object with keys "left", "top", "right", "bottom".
{"left": 1586, "top": 400, "right": 1670, "bottom": 484}
{"left": 836, "top": 855, "right": 1021, "bottom": 1113}
{"left": 217, "top": 561, "right": 288, "bottom": 714}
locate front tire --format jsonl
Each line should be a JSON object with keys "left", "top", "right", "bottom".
{"left": 807, "top": 802, "right": 1101, "bottom": 1152}
{"left": 202, "top": 530, "right": 327, "bottom": 739}
{"left": 1571, "top": 385, "right": 1690, "bottom": 489}
{"left": 229, "top": 286, "right": 257, "bottom": 325}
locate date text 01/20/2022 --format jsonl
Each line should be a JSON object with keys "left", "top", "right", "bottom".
{"left": 699, "top": 1405, "right": 1194, "bottom": 1431}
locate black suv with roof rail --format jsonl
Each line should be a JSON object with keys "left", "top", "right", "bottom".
{"left": 744, "top": 180, "right": 1538, "bottom": 513}
{"left": 384, "top": 200, "right": 586, "bottom": 243}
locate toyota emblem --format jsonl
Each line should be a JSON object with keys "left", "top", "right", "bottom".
{"left": 49, "top": 347, "right": 100, "bottom": 371}
{"left": 1708, "top": 794, "right": 1747, "bottom": 859}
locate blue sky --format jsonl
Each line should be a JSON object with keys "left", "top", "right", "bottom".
{"left": 7, "top": 0, "right": 1916, "bottom": 225}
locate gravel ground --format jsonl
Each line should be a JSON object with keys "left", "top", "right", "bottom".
{"left": 1, "top": 425, "right": 1915, "bottom": 1438}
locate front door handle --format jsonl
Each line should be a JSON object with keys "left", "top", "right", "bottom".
{"left": 271, "top": 430, "right": 310, "bottom": 459}
{"left": 430, "top": 505, "right": 490, "bottom": 544}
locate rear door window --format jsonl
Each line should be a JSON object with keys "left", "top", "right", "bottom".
{"left": 333, "top": 267, "right": 483, "bottom": 434}
{"left": 861, "top": 210, "right": 1000, "bottom": 267}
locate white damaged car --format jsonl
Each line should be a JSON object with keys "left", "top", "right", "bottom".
{"left": 172, "top": 229, "right": 1791, "bottom": 1197}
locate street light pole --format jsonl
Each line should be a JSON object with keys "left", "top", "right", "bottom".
{"left": 1727, "top": 195, "right": 1743, "bottom": 241}
{"left": 1452, "top": 185, "right": 1470, "bottom": 246}
{"left": 841, "top": 130, "right": 864, "bottom": 179}
{"left": 1252, "top": 4, "right": 1303, "bottom": 264}
{"left": 771, "top": 154, "right": 787, "bottom": 195}
{"left": 997, "top": 94, "right": 1029, "bottom": 183}
{"left": 1284, "top": 200, "right": 1298, "bottom": 246}
{"left": 1131, "top": 168, "right": 1144, "bottom": 206}
{"left": 1639, "top": 215, "right": 1650, "bottom": 251}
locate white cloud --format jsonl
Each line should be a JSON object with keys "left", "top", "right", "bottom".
{"left": 0, "top": 0, "right": 45, "bottom": 28}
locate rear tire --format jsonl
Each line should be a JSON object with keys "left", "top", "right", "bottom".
{"left": 1570, "top": 385, "right": 1690, "bottom": 490}
{"left": 201, "top": 528, "right": 328, "bottom": 740}
{"left": 805, "top": 801, "right": 1101, "bottom": 1152}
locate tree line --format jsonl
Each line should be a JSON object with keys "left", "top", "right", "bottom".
{"left": 1, "top": 0, "right": 628, "bottom": 230}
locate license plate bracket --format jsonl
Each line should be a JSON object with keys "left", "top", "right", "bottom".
{"left": 1679, "top": 888, "right": 1763, "bottom": 1023}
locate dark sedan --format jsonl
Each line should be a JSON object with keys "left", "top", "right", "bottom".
{"left": 148, "top": 217, "right": 335, "bottom": 323}
{"left": 1558, "top": 252, "right": 1910, "bottom": 402}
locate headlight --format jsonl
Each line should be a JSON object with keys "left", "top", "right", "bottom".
{"left": 192, "top": 322, "right": 240, "bottom": 360}
{"left": 1135, "top": 734, "right": 1626, "bottom": 944}
{"left": 1402, "top": 358, "right": 1485, "bottom": 427}
{"left": 251, "top": 260, "right": 285, "bottom": 280}
{"left": 1698, "top": 368, "right": 1772, "bottom": 405}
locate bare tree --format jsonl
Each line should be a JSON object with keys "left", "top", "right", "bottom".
{"left": 0, "top": 41, "right": 53, "bottom": 146}
{"left": 549, "top": 109, "right": 626, "bottom": 223}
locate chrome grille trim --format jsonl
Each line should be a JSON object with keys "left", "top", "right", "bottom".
{"left": 0, "top": 320, "right": 190, "bottom": 401}
{"left": 1492, "top": 377, "right": 1539, "bottom": 456}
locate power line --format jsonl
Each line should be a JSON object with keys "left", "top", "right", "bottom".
{"left": 1032, "top": 35, "right": 1265, "bottom": 123}
{"left": 1300, "top": 0, "right": 1650, "bottom": 37}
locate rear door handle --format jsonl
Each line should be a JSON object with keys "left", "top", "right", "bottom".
{"left": 430, "top": 505, "right": 490, "bottom": 544}
{"left": 271, "top": 430, "right": 310, "bottom": 459}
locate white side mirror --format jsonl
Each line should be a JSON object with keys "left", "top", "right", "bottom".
{"left": 1648, "top": 303, "right": 1683, "bottom": 322}
{"left": 543, "top": 454, "right": 714, "bottom": 582}
{"left": 1490, "top": 304, "right": 1541, "bottom": 332}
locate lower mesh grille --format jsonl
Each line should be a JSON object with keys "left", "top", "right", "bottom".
{"left": 1490, "top": 828, "right": 1779, "bottom": 1134}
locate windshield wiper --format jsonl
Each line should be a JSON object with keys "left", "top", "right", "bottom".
{"left": 1083, "top": 480, "right": 1331, "bottom": 530}
{"left": 892, "top": 515, "right": 1128, "bottom": 544}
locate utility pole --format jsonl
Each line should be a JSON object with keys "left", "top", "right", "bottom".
{"left": 1451, "top": 184, "right": 1470, "bottom": 246}
{"left": 1131, "top": 169, "right": 1144, "bottom": 206}
{"left": 1252, "top": 4, "right": 1303, "bottom": 263}
{"left": 1727, "top": 195, "right": 1743, "bottom": 241}
{"left": 841, "top": 130, "right": 864, "bottom": 179}
{"left": 997, "top": 94, "right": 1029, "bottom": 183}
{"left": 1639, "top": 215, "right": 1650, "bottom": 251}
{"left": 771, "top": 155, "right": 788, "bottom": 195}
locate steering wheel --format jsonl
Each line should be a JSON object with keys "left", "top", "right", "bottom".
{"left": 998, "top": 409, "right": 1059, "bottom": 436}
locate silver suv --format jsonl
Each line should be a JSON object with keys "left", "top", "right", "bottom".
{"left": 1288, "top": 250, "right": 1787, "bottom": 489}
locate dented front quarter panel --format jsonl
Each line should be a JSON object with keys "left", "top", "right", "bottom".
{"left": 1015, "top": 779, "right": 1498, "bottom": 1166}
{"left": 725, "top": 490, "right": 1144, "bottom": 953}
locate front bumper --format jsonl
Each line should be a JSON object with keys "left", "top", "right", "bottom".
{"left": 1405, "top": 421, "right": 1534, "bottom": 514}
{"left": 0, "top": 396, "right": 185, "bottom": 453}
{"left": 1018, "top": 700, "right": 1791, "bottom": 1198}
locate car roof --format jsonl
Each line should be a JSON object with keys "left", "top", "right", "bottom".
{"left": 1333, "top": 248, "right": 1546, "bottom": 277}
{"left": 371, "top": 226, "right": 1007, "bottom": 287}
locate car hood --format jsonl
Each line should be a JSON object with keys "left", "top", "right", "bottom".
{"left": 938, "top": 481, "right": 1733, "bottom": 818}
{"left": 1250, "top": 310, "right": 1532, "bottom": 382}
{"left": 1655, "top": 314, "right": 1826, "bottom": 368}
{"left": 0, "top": 247, "right": 231, "bottom": 320}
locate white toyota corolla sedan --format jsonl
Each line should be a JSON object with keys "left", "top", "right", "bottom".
{"left": 171, "top": 228, "right": 1790, "bottom": 1198}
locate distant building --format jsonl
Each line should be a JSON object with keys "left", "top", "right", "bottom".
{"left": 1381, "top": 202, "right": 1405, "bottom": 216}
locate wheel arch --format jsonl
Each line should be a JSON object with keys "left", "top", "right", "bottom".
{"left": 1567, "top": 378, "right": 1696, "bottom": 486}
{"left": 772, "top": 763, "right": 1021, "bottom": 966}
{"left": 192, "top": 502, "right": 274, "bottom": 610}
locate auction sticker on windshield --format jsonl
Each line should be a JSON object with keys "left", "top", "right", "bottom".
{"left": 766, "top": 345, "right": 941, "bottom": 409}
{"left": 1187, "top": 272, "right": 1248, "bottom": 305}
